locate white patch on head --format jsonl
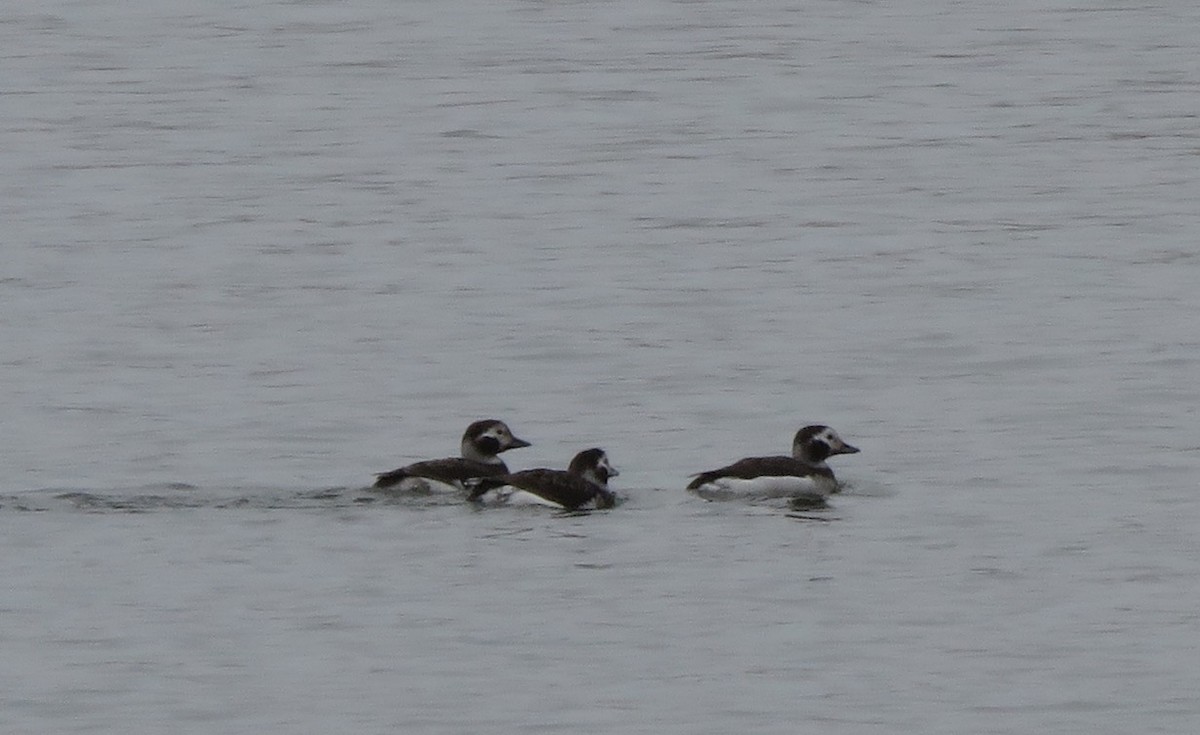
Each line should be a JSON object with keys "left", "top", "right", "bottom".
{"left": 471, "top": 424, "right": 509, "bottom": 452}
{"left": 794, "top": 425, "right": 858, "bottom": 463}
{"left": 596, "top": 453, "right": 619, "bottom": 479}
{"left": 477, "top": 422, "right": 527, "bottom": 452}
{"left": 463, "top": 421, "right": 523, "bottom": 463}
{"left": 820, "top": 427, "right": 858, "bottom": 455}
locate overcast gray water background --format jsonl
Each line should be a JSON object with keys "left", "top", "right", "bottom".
{"left": 4, "top": 1, "right": 1200, "bottom": 732}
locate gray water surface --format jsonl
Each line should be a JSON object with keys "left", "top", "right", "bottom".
{"left": 3, "top": 1, "right": 1199, "bottom": 732}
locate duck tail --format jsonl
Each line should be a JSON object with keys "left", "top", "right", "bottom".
{"left": 372, "top": 468, "right": 408, "bottom": 489}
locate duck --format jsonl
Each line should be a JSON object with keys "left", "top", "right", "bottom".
{"left": 372, "top": 419, "right": 530, "bottom": 492}
{"left": 469, "top": 448, "right": 619, "bottom": 510}
{"left": 686, "top": 424, "right": 859, "bottom": 503}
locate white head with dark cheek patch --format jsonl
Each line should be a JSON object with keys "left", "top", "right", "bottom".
{"left": 461, "top": 419, "right": 531, "bottom": 463}
{"left": 595, "top": 451, "right": 619, "bottom": 482}
{"left": 569, "top": 448, "right": 619, "bottom": 487}
{"left": 794, "top": 425, "right": 860, "bottom": 465}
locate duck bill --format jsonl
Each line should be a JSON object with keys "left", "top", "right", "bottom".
{"left": 506, "top": 436, "right": 532, "bottom": 450}
{"left": 835, "top": 443, "right": 860, "bottom": 456}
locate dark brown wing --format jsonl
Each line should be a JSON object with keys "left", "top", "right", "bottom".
{"left": 686, "top": 455, "right": 831, "bottom": 489}
{"left": 503, "top": 468, "right": 605, "bottom": 510}
{"left": 373, "top": 458, "right": 508, "bottom": 489}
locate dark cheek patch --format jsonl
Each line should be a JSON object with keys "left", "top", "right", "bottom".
{"left": 477, "top": 437, "right": 501, "bottom": 454}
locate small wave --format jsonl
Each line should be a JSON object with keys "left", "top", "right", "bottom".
{"left": 1, "top": 484, "right": 386, "bottom": 513}
{"left": 3, "top": 485, "right": 826, "bottom": 516}
{"left": 6, "top": 485, "right": 646, "bottom": 513}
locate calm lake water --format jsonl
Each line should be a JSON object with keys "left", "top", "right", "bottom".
{"left": 4, "top": 0, "right": 1199, "bottom": 732}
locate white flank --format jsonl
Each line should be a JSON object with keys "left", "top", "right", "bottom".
{"left": 692, "top": 475, "right": 830, "bottom": 500}
{"left": 474, "top": 487, "right": 565, "bottom": 509}
{"left": 393, "top": 477, "right": 464, "bottom": 494}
